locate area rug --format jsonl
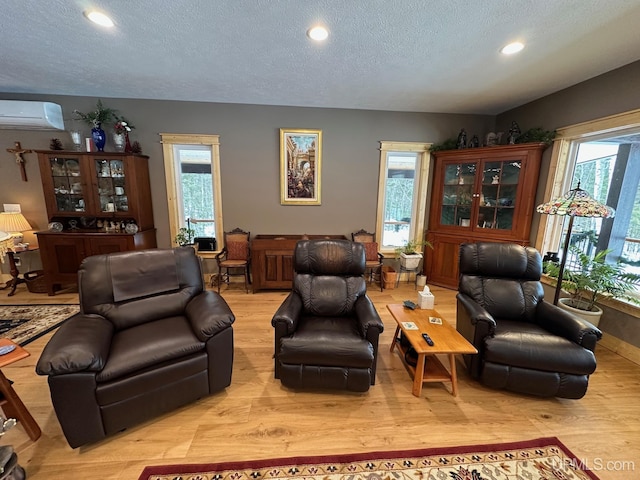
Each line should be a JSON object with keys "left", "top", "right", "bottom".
{"left": 0, "top": 304, "right": 79, "bottom": 345}
{"left": 138, "top": 437, "right": 600, "bottom": 480}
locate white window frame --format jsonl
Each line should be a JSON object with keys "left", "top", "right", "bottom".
{"left": 376, "top": 141, "right": 431, "bottom": 256}
{"left": 160, "top": 133, "right": 224, "bottom": 249}
{"left": 536, "top": 109, "right": 640, "bottom": 257}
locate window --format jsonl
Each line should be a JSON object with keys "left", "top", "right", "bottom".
{"left": 376, "top": 141, "right": 431, "bottom": 253}
{"left": 161, "top": 134, "right": 223, "bottom": 248}
{"left": 537, "top": 109, "right": 640, "bottom": 295}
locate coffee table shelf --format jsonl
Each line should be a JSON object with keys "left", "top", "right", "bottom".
{"left": 387, "top": 304, "right": 477, "bottom": 397}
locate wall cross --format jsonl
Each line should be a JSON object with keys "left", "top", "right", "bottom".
{"left": 6, "top": 141, "right": 33, "bottom": 182}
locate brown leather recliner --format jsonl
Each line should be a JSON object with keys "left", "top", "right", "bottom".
{"left": 457, "top": 242, "right": 602, "bottom": 399}
{"left": 36, "top": 247, "right": 235, "bottom": 448}
{"left": 271, "top": 239, "right": 384, "bottom": 392}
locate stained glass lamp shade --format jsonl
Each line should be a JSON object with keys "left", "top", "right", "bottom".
{"left": 536, "top": 182, "right": 615, "bottom": 305}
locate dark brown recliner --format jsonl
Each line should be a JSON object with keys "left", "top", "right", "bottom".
{"left": 36, "top": 247, "right": 235, "bottom": 448}
{"left": 271, "top": 239, "right": 384, "bottom": 392}
{"left": 457, "top": 242, "right": 602, "bottom": 399}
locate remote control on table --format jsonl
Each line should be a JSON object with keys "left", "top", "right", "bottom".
{"left": 422, "top": 333, "right": 434, "bottom": 346}
{"left": 403, "top": 300, "right": 417, "bottom": 310}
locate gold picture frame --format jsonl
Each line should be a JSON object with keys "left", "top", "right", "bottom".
{"left": 280, "top": 128, "right": 322, "bottom": 205}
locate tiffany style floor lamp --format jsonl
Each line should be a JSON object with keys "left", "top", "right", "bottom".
{"left": 536, "top": 181, "right": 615, "bottom": 305}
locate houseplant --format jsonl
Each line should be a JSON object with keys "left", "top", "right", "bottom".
{"left": 175, "top": 227, "right": 195, "bottom": 246}
{"left": 73, "top": 100, "right": 118, "bottom": 151}
{"left": 395, "top": 239, "right": 433, "bottom": 270}
{"left": 545, "top": 246, "right": 640, "bottom": 326}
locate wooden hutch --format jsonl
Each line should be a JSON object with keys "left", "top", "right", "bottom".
{"left": 251, "top": 234, "right": 347, "bottom": 292}
{"left": 35, "top": 151, "right": 156, "bottom": 295}
{"left": 425, "top": 143, "right": 546, "bottom": 288}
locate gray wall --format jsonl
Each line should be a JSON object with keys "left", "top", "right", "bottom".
{"left": 497, "top": 60, "right": 640, "bottom": 244}
{"left": 0, "top": 93, "right": 493, "bottom": 253}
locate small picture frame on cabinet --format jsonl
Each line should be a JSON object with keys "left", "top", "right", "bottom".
{"left": 459, "top": 218, "right": 471, "bottom": 227}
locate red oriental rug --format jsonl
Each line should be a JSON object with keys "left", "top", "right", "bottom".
{"left": 138, "top": 437, "right": 600, "bottom": 480}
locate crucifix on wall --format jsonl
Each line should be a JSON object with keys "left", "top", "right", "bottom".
{"left": 6, "top": 141, "right": 32, "bottom": 182}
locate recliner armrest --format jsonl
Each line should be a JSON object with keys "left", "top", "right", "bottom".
{"left": 354, "top": 295, "right": 384, "bottom": 336}
{"left": 536, "top": 301, "right": 602, "bottom": 351}
{"left": 456, "top": 293, "right": 497, "bottom": 329}
{"left": 35, "top": 314, "right": 114, "bottom": 376}
{"left": 186, "top": 291, "right": 235, "bottom": 341}
{"left": 456, "top": 293, "right": 497, "bottom": 379}
{"left": 271, "top": 292, "right": 303, "bottom": 334}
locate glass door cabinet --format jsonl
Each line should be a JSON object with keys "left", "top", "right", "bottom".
{"left": 439, "top": 159, "right": 523, "bottom": 231}
{"left": 426, "top": 143, "right": 546, "bottom": 288}
{"left": 35, "top": 151, "right": 157, "bottom": 295}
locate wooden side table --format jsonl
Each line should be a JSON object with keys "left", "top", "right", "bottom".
{"left": 0, "top": 245, "right": 39, "bottom": 297}
{"left": 0, "top": 338, "right": 41, "bottom": 441}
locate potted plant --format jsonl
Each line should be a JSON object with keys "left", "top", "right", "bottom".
{"left": 545, "top": 246, "right": 640, "bottom": 326}
{"left": 395, "top": 239, "right": 433, "bottom": 270}
{"left": 175, "top": 227, "right": 195, "bottom": 246}
{"left": 73, "top": 100, "right": 118, "bottom": 151}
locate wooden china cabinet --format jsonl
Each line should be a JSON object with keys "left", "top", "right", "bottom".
{"left": 425, "top": 143, "right": 546, "bottom": 288}
{"left": 35, "top": 151, "right": 157, "bottom": 295}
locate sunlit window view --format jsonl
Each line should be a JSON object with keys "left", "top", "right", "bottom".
{"left": 175, "top": 145, "right": 215, "bottom": 238}
{"left": 381, "top": 152, "right": 418, "bottom": 248}
{"left": 561, "top": 132, "right": 640, "bottom": 287}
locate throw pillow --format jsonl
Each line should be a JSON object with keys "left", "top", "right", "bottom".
{"left": 226, "top": 241, "right": 248, "bottom": 260}
{"left": 363, "top": 242, "right": 379, "bottom": 262}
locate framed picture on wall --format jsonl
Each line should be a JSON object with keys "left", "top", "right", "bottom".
{"left": 280, "top": 128, "right": 322, "bottom": 205}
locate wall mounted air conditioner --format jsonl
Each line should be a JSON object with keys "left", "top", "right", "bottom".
{"left": 0, "top": 100, "right": 65, "bottom": 130}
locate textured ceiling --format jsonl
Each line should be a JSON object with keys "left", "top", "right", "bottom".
{"left": 3, "top": 1, "right": 640, "bottom": 115}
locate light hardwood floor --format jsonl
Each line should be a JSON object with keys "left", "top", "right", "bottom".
{"left": 1, "top": 280, "right": 639, "bottom": 480}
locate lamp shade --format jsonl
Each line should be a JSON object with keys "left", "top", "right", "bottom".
{"left": 536, "top": 182, "right": 614, "bottom": 218}
{"left": 0, "top": 212, "right": 32, "bottom": 233}
{"left": 0, "top": 231, "right": 12, "bottom": 262}
{"left": 536, "top": 181, "right": 615, "bottom": 305}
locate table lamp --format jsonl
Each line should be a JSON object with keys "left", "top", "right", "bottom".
{"left": 0, "top": 231, "right": 12, "bottom": 262}
{"left": 536, "top": 181, "right": 615, "bottom": 305}
{"left": 0, "top": 212, "right": 32, "bottom": 245}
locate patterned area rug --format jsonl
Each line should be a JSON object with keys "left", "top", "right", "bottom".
{"left": 0, "top": 304, "right": 79, "bottom": 345}
{"left": 139, "top": 437, "right": 600, "bottom": 480}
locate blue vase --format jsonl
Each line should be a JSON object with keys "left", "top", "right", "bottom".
{"left": 91, "top": 124, "right": 106, "bottom": 151}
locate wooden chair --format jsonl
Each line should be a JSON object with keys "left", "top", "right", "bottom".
{"left": 215, "top": 228, "right": 251, "bottom": 293}
{"left": 351, "top": 229, "right": 384, "bottom": 291}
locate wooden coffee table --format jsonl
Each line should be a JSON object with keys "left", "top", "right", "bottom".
{"left": 387, "top": 304, "right": 477, "bottom": 397}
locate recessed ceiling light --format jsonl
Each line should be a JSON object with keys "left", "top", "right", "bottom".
{"left": 84, "top": 10, "right": 114, "bottom": 28}
{"left": 501, "top": 42, "right": 524, "bottom": 55}
{"left": 307, "top": 25, "right": 329, "bottom": 41}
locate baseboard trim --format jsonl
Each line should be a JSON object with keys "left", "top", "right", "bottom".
{"left": 600, "top": 333, "right": 640, "bottom": 366}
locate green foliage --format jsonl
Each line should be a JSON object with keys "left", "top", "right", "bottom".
{"left": 73, "top": 99, "right": 118, "bottom": 128}
{"left": 515, "top": 127, "right": 556, "bottom": 146}
{"left": 175, "top": 227, "right": 195, "bottom": 246}
{"left": 429, "top": 127, "right": 555, "bottom": 153}
{"left": 429, "top": 138, "right": 458, "bottom": 152}
{"left": 385, "top": 178, "right": 414, "bottom": 226}
{"left": 182, "top": 173, "right": 215, "bottom": 237}
{"left": 394, "top": 239, "right": 433, "bottom": 257}
{"left": 545, "top": 246, "right": 640, "bottom": 311}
